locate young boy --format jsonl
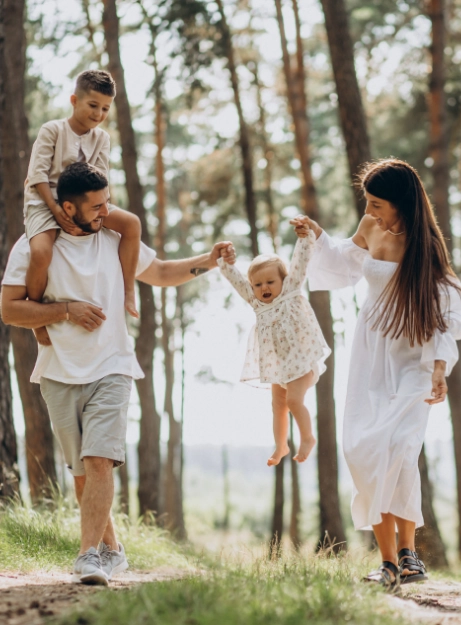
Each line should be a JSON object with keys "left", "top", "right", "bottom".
{"left": 24, "top": 69, "right": 140, "bottom": 344}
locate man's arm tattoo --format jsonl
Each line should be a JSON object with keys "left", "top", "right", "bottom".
{"left": 190, "top": 267, "right": 209, "bottom": 277}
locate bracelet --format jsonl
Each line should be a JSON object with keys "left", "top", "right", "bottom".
{"left": 65, "top": 302, "right": 69, "bottom": 321}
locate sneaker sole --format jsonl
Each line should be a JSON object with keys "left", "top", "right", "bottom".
{"left": 72, "top": 572, "right": 109, "bottom": 586}
{"left": 106, "top": 559, "right": 129, "bottom": 580}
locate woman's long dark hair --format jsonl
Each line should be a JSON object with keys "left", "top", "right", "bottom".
{"left": 359, "top": 158, "right": 459, "bottom": 347}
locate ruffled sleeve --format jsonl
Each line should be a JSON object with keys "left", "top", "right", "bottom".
{"left": 307, "top": 230, "right": 368, "bottom": 291}
{"left": 217, "top": 258, "right": 256, "bottom": 306}
{"left": 420, "top": 282, "right": 461, "bottom": 376}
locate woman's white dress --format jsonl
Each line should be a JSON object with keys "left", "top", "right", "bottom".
{"left": 218, "top": 232, "right": 330, "bottom": 387}
{"left": 308, "top": 231, "right": 461, "bottom": 530}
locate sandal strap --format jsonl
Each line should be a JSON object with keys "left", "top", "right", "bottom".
{"left": 398, "top": 549, "right": 426, "bottom": 572}
{"left": 382, "top": 560, "right": 400, "bottom": 578}
{"left": 366, "top": 561, "right": 400, "bottom": 586}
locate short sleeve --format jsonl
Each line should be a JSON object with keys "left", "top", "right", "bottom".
{"left": 307, "top": 230, "right": 368, "bottom": 291}
{"left": 136, "top": 243, "right": 157, "bottom": 277}
{"left": 27, "top": 123, "right": 58, "bottom": 187}
{"left": 1, "top": 235, "right": 29, "bottom": 286}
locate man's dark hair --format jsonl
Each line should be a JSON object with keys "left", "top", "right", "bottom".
{"left": 57, "top": 162, "right": 108, "bottom": 206}
{"left": 75, "top": 69, "right": 116, "bottom": 98}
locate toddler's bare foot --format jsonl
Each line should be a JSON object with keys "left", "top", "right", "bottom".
{"left": 34, "top": 326, "right": 52, "bottom": 346}
{"left": 125, "top": 290, "right": 139, "bottom": 318}
{"left": 267, "top": 444, "right": 290, "bottom": 467}
{"left": 293, "top": 436, "right": 316, "bottom": 463}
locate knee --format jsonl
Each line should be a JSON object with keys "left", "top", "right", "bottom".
{"left": 286, "top": 395, "right": 304, "bottom": 415}
{"left": 83, "top": 456, "right": 113, "bottom": 476}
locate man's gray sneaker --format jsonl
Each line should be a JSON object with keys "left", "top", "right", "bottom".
{"left": 99, "top": 542, "right": 129, "bottom": 580}
{"left": 72, "top": 547, "right": 108, "bottom": 586}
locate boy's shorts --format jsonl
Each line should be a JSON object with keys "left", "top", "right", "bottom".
{"left": 25, "top": 202, "right": 60, "bottom": 241}
{"left": 40, "top": 374, "right": 132, "bottom": 476}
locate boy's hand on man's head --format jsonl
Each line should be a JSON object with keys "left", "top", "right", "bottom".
{"left": 52, "top": 204, "right": 82, "bottom": 235}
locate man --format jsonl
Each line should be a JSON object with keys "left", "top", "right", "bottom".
{"left": 1, "top": 162, "right": 235, "bottom": 585}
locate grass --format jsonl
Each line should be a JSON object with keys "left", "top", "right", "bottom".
{"left": 0, "top": 497, "right": 191, "bottom": 573}
{"left": 55, "top": 552, "right": 408, "bottom": 625}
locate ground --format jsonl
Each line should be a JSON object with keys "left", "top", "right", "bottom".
{"left": 0, "top": 568, "right": 186, "bottom": 625}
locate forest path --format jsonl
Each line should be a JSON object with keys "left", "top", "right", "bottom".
{"left": 389, "top": 580, "right": 461, "bottom": 624}
{"left": 0, "top": 568, "right": 186, "bottom": 625}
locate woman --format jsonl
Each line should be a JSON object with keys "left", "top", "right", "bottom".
{"left": 292, "top": 159, "right": 461, "bottom": 590}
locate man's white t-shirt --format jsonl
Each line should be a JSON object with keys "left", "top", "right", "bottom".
{"left": 2, "top": 230, "right": 157, "bottom": 384}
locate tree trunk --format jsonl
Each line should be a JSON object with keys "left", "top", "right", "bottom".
{"left": 415, "top": 445, "right": 448, "bottom": 568}
{"left": 0, "top": 19, "right": 19, "bottom": 498}
{"left": 251, "top": 60, "right": 277, "bottom": 252}
{"left": 118, "top": 452, "right": 129, "bottom": 516}
{"left": 2, "top": 0, "right": 57, "bottom": 502}
{"left": 215, "top": 0, "right": 259, "bottom": 256}
{"left": 427, "top": 0, "right": 460, "bottom": 558}
{"left": 275, "top": 0, "right": 346, "bottom": 551}
{"left": 102, "top": 0, "right": 161, "bottom": 517}
{"left": 319, "top": 0, "right": 372, "bottom": 217}
{"left": 288, "top": 415, "right": 301, "bottom": 550}
{"left": 270, "top": 459, "right": 285, "bottom": 558}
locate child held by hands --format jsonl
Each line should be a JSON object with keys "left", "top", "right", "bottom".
{"left": 24, "top": 69, "right": 141, "bottom": 345}
{"left": 218, "top": 227, "right": 330, "bottom": 466}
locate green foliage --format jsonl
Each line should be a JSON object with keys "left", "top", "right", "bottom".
{"left": 0, "top": 500, "right": 190, "bottom": 573}
{"left": 55, "top": 554, "right": 407, "bottom": 625}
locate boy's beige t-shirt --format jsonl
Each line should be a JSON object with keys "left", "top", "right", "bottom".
{"left": 24, "top": 118, "right": 110, "bottom": 210}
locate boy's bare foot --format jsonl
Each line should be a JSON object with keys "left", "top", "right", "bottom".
{"left": 125, "top": 291, "right": 139, "bottom": 318}
{"left": 293, "top": 436, "right": 316, "bottom": 463}
{"left": 33, "top": 326, "right": 52, "bottom": 346}
{"left": 267, "top": 444, "right": 290, "bottom": 466}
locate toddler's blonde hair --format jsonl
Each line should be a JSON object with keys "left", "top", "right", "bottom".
{"left": 247, "top": 254, "right": 288, "bottom": 283}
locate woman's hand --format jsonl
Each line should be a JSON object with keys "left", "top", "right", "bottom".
{"left": 289, "top": 215, "right": 323, "bottom": 239}
{"left": 425, "top": 360, "right": 448, "bottom": 404}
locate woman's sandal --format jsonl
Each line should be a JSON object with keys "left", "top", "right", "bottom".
{"left": 364, "top": 561, "right": 400, "bottom": 591}
{"left": 398, "top": 548, "right": 428, "bottom": 584}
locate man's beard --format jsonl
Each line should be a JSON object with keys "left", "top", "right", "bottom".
{"left": 72, "top": 209, "right": 103, "bottom": 234}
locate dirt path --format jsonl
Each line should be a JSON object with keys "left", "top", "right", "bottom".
{"left": 0, "top": 568, "right": 186, "bottom": 625}
{"left": 389, "top": 580, "right": 461, "bottom": 624}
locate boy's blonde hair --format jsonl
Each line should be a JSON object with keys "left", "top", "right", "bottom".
{"left": 248, "top": 254, "right": 288, "bottom": 283}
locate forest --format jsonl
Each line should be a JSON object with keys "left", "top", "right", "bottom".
{"left": 1, "top": 0, "right": 461, "bottom": 623}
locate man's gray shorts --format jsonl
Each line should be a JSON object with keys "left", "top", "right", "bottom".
{"left": 40, "top": 374, "right": 132, "bottom": 477}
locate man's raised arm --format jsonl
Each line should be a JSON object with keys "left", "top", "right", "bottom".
{"left": 1, "top": 285, "right": 106, "bottom": 332}
{"left": 137, "top": 241, "right": 236, "bottom": 287}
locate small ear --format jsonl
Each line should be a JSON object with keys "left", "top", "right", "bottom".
{"left": 61, "top": 200, "right": 75, "bottom": 216}
{"left": 70, "top": 93, "right": 77, "bottom": 107}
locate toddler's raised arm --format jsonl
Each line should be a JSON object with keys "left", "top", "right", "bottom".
{"left": 217, "top": 257, "right": 256, "bottom": 306}
{"left": 283, "top": 229, "right": 316, "bottom": 292}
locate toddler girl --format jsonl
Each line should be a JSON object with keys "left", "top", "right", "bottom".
{"left": 218, "top": 229, "right": 330, "bottom": 466}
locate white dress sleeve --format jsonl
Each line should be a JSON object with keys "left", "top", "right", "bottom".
{"left": 283, "top": 231, "right": 315, "bottom": 293}
{"left": 217, "top": 258, "right": 256, "bottom": 306}
{"left": 421, "top": 281, "right": 461, "bottom": 375}
{"left": 307, "top": 230, "right": 368, "bottom": 291}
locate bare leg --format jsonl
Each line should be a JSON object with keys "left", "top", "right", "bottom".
{"left": 26, "top": 230, "right": 58, "bottom": 346}
{"left": 267, "top": 384, "right": 290, "bottom": 466}
{"left": 78, "top": 457, "right": 118, "bottom": 553}
{"left": 74, "top": 474, "right": 118, "bottom": 549}
{"left": 286, "top": 371, "right": 316, "bottom": 462}
{"left": 372, "top": 512, "right": 398, "bottom": 582}
{"left": 395, "top": 516, "right": 418, "bottom": 578}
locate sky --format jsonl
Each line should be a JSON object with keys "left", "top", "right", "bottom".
{"left": 11, "top": 0, "right": 453, "bottom": 462}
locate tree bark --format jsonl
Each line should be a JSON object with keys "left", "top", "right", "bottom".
{"left": 0, "top": 15, "right": 19, "bottom": 498}
{"left": 270, "top": 459, "right": 285, "bottom": 558}
{"left": 102, "top": 0, "right": 162, "bottom": 517}
{"left": 215, "top": 0, "right": 259, "bottom": 256}
{"left": 415, "top": 446, "right": 448, "bottom": 568}
{"left": 288, "top": 415, "right": 301, "bottom": 550}
{"left": 427, "top": 0, "right": 461, "bottom": 558}
{"left": 118, "top": 452, "right": 129, "bottom": 516}
{"left": 2, "top": 0, "right": 57, "bottom": 502}
{"left": 320, "top": 0, "right": 372, "bottom": 217}
{"left": 275, "top": 0, "right": 346, "bottom": 551}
